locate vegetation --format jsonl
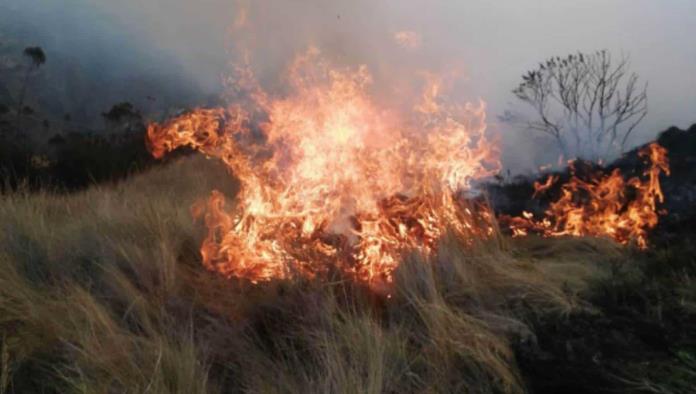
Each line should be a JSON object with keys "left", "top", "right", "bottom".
{"left": 0, "top": 33, "right": 692, "bottom": 394}
{"left": 15, "top": 46, "right": 46, "bottom": 133}
{"left": 0, "top": 156, "right": 693, "bottom": 393}
{"left": 0, "top": 100, "right": 161, "bottom": 192}
{"left": 510, "top": 50, "right": 648, "bottom": 161}
{"left": 0, "top": 44, "right": 163, "bottom": 192}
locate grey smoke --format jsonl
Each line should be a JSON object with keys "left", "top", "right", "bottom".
{"left": 1, "top": 0, "right": 694, "bottom": 171}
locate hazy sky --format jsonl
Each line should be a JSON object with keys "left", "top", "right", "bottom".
{"left": 3, "top": 0, "right": 695, "bottom": 169}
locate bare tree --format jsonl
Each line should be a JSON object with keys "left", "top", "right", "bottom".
{"left": 16, "top": 46, "right": 47, "bottom": 132}
{"left": 512, "top": 50, "right": 647, "bottom": 161}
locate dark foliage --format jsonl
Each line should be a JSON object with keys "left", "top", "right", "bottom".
{"left": 0, "top": 97, "right": 170, "bottom": 191}
{"left": 47, "top": 131, "right": 155, "bottom": 189}
{"left": 517, "top": 238, "right": 696, "bottom": 394}
{"left": 23, "top": 46, "right": 46, "bottom": 67}
{"left": 102, "top": 102, "right": 140, "bottom": 123}
{"left": 0, "top": 129, "right": 159, "bottom": 191}
{"left": 496, "top": 124, "right": 696, "bottom": 393}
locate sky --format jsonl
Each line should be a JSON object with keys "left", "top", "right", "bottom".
{"left": 2, "top": 0, "right": 695, "bottom": 170}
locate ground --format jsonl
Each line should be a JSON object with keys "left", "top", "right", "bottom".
{"left": 1, "top": 155, "right": 694, "bottom": 393}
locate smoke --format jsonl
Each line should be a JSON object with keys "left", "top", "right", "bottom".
{"left": 1, "top": 0, "right": 695, "bottom": 171}
{"left": 0, "top": 0, "right": 218, "bottom": 127}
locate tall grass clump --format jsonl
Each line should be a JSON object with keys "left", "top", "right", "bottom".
{"left": 0, "top": 156, "right": 622, "bottom": 393}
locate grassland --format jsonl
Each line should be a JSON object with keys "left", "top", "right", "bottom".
{"left": 1, "top": 156, "right": 694, "bottom": 393}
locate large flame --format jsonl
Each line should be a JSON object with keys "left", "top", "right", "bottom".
{"left": 147, "top": 48, "right": 500, "bottom": 288}
{"left": 507, "top": 143, "right": 670, "bottom": 248}
{"left": 147, "top": 46, "right": 669, "bottom": 288}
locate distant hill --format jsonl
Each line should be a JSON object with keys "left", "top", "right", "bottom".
{"left": 0, "top": 5, "right": 211, "bottom": 134}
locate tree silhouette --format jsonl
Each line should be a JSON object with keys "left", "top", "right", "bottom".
{"left": 511, "top": 50, "right": 647, "bottom": 161}
{"left": 16, "top": 46, "right": 47, "bottom": 132}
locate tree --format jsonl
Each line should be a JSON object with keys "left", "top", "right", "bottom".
{"left": 511, "top": 50, "right": 647, "bottom": 161}
{"left": 102, "top": 102, "right": 145, "bottom": 134}
{"left": 16, "top": 46, "right": 47, "bottom": 132}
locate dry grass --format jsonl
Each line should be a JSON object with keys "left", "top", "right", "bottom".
{"left": 0, "top": 156, "right": 622, "bottom": 393}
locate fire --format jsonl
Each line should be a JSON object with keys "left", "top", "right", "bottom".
{"left": 147, "top": 48, "right": 499, "bottom": 288}
{"left": 147, "top": 43, "right": 669, "bottom": 288}
{"left": 507, "top": 143, "right": 670, "bottom": 248}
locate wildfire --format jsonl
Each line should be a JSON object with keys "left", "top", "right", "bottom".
{"left": 507, "top": 143, "right": 670, "bottom": 248}
{"left": 147, "top": 44, "right": 670, "bottom": 289}
{"left": 147, "top": 48, "right": 499, "bottom": 288}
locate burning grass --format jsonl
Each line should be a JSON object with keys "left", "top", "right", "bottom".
{"left": 505, "top": 143, "right": 670, "bottom": 249}
{"left": 147, "top": 48, "right": 501, "bottom": 289}
{"left": 0, "top": 46, "right": 682, "bottom": 392}
{"left": 146, "top": 47, "right": 670, "bottom": 297}
{"left": 0, "top": 155, "right": 635, "bottom": 393}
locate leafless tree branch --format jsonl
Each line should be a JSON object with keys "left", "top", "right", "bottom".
{"left": 512, "top": 50, "right": 648, "bottom": 161}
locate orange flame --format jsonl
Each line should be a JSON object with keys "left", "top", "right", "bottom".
{"left": 148, "top": 45, "right": 669, "bottom": 289}
{"left": 147, "top": 48, "right": 499, "bottom": 288}
{"left": 507, "top": 143, "right": 670, "bottom": 248}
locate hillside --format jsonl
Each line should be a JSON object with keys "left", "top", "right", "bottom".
{"left": 1, "top": 154, "right": 695, "bottom": 393}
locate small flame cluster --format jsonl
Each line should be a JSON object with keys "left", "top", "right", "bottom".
{"left": 506, "top": 143, "right": 670, "bottom": 249}
{"left": 147, "top": 48, "right": 499, "bottom": 288}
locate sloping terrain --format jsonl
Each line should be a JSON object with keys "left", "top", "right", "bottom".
{"left": 1, "top": 151, "right": 694, "bottom": 393}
